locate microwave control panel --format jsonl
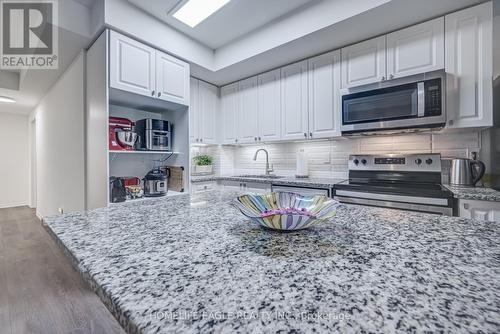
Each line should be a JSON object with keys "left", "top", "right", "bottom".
{"left": 425, "top": 78, "right": 442, "bottom": 116}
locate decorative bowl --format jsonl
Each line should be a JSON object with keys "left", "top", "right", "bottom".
{"left": 232, "top": 192, "right": 341, "bottom": 231}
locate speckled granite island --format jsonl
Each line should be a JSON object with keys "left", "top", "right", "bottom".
{"left": 43, "top": 190, "right": 500, "bottom": 334}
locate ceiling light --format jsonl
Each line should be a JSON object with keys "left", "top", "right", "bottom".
{"left": 0, "top": 96, "right": 15, "bottom": 103}
{"left": 172, "top": 0, "right": 230, "bottom": 28}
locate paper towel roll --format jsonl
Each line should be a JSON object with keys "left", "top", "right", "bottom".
{"left": 296, "top": 149, "right": 309, "bottom": 178}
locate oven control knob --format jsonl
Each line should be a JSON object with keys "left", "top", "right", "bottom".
{"left": 426, "top": 158, "right": 433, "bottom": 165}
{"left": 353, "top": 159, "right": 359, "bottom": 165}
{"left": 361, "top": 159, "right": 367, "bottom": 165}
{"left": 415, "top": 158, "right": 422, "bottom": 165}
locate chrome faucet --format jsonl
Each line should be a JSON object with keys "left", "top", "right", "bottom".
{"left": 253, "top": 149, "right": 274, "bottom": 176}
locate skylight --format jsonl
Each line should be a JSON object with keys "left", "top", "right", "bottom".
{"left": 172, "top": 0, "right": 231, "bottom": 28}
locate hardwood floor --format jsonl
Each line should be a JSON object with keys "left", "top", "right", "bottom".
{"left": 0, "top": 206, "right": 125, "bottom": 334}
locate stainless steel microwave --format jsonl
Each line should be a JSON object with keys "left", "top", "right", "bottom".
{"left": 341, "top": 72, "right": 445, "bottom": 134}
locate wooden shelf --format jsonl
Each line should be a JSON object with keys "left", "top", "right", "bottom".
{"left": 109, "top": 190, "right": 186, "bottom": 206}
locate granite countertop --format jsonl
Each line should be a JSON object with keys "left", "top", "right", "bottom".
{"left": 44, "top": 190, "right": 500, "bottom": 334}
{"left": 191, "top": 175, "right": 345, "bottom": 188}
{"left": 444, "top": 185, "right": 500, "bottom": 202}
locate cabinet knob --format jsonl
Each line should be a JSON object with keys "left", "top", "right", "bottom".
{"left": 151, "top": 91, "right": 155, "bottom": 96}
{"left": 235, "top": 139, "right": 238, "bottom": 143}
{"left": 200, "top": 138, "right": 203, "bottom": 142}
{"left": 304, "top": 133, "right": 307, "bottom": 137}
{"left": 158, "top": 92, "right": 162, "bottom": 97}
{"left": 380, "top": 76, "right": 386, "bottom": 82}
{"left": 195, "top": 138, "right": 199, "bottom": 142}
{"left": 258, "top": 137, "right": 261, "bottom": 141}
{"left": 389, "top": 74, "right": 394, "bottom": 80}
{"left": 254, "top": 137, "right": 257, "bottom": 141}
{"left": 309, "top": 132, "right": 313, "bottom": 138}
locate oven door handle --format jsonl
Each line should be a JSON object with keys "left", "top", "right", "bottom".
{"left": 335, "top": 190, "right": 448, "bottom": 206}
{"left": 417, "top": 82, "right": 425, "bottom": 117}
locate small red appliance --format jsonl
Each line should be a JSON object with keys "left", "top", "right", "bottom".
{"left": 109, "top": 117, "right": 135, "bottom": 151}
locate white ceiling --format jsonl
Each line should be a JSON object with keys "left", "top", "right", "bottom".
{"left": 127, "top": 0, "right": 320, "bottom": 49}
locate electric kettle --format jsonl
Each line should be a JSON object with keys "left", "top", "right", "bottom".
{"left": 448, "top": 158, "right": 485, "bottom": 186}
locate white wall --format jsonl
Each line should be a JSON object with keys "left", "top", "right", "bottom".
{"left": 0, "top": 113, "right": 29, "bottom": 208}
{"left": 32, "top": 53, "right": 85, "bottom": 218}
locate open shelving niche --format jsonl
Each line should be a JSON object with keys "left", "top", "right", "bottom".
{"left": 107, "top": 88, "right": 191, "bottom": 204}
{"left": 85, "top": 30, "right": 191, "bottom": 210}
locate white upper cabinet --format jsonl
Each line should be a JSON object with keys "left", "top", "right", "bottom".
{"left": 281, "top": 60, "right": 309, "bottom": 140}
{"left": 341, "top": 36, "right": 386, "bottom": 88}
{"left": 308, "top": 50, "right": 341, "bottom": 139}
{"left": 109, "top": 31, "right": 155, "bottom": 97}
{"left": 155, "top": 50, "right": 190, "bottom": 105}
{"left": 198, "top": 80, "right": 218, "bottom": 144}
{"left": 387, "top": 17, "right": 444, "bottom": 79}
{"left": 445, "top": 2, "right": 493, "bottom": 129}
{"left": 190, "top": 78, "right": 218, "bottom": 144}
{"left": 238, "top": 77, "right": 259, "bottom": 144}
{"left": 221, "top": 83, "right": 239, "bottom": 144}
{"left": 257, "top": 69, "right": 281, "bottom": 142}
{"left": 109, "top": 31, "right": 190, "bottom": 106}
{"left": 189, "top": 77, "right": 199, "bottom": 144}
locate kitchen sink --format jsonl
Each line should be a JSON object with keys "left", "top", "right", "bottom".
{"left": 235, "top": 174, "right": 285, "bottom": 179}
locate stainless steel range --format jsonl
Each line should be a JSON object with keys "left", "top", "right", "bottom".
{"left": 334, "top": 153, "right": 454, "bottom": 215}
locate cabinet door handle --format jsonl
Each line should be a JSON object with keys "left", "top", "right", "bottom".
{"left": 151, "top": 91, "right": 155, "bottom": 96}
{"left": 158, "top": 92, "right": 162, "bottom": 98}
{"left": 304, "top": 133, "right": 307, "bottom": 137}
{"left": 309, "top": 132, "right": 313, "bottom": 138}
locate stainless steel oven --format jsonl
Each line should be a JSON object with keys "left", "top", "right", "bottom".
{"left": 341, "top": 72, "right": 445, "bottom": 134}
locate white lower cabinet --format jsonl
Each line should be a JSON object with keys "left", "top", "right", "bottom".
{"left": 445, "top": 2, "right": 493, "bottom": 129}
{"left": 281, "top": 60, "right": 309, "bottom": 140}
{"left": 219, "top": 180, "right": 270, "bottom": 193}
{"left": 190, "top": 78, "right": 218, "bottom": 144}
{"left": 458, "top": 199, "right": 500, "bottom": 222}
{"left": 192, "top": 181, "right": 218, "bottom": 194}
{"left": 308, "top": 50, "right": 341, "bottom": 139}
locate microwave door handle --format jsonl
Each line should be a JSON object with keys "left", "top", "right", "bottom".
{"left": 417, "top": 82, "right": 425, "bottom": 117}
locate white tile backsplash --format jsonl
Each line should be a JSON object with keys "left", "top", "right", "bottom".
{"left": 191, "top": 130, "right": 483, "bottom": 179}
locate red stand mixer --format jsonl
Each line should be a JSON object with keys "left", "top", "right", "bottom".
{"left": 109, "top": 117, "right": 137, "bottom": 151}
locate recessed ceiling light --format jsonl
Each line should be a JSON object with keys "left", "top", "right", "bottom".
{"left": 0, "top": 96, "right": 15, "bottom": 103}
{"left": 172, "top": 0, "right": 231, "bottom": 28}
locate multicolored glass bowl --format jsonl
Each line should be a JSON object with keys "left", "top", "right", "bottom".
{"left": 232, "top": 192, "right": 341, "bottom": 231}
